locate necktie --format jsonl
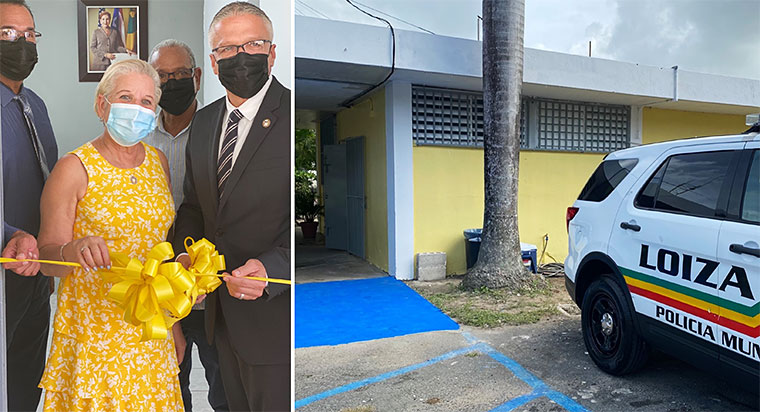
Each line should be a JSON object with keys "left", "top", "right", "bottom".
{"left": 13, "top": 94, "right": 50, "bottom": 180}
{"left": 217, "top": 109, "right": 243, "bottom": 197}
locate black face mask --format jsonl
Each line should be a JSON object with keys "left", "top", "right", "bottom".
{"left": 159, "top": 77, "right": 196, "bottom": 116}
{"left": 0, "top": 39, "right": 38, "bottom": 81}
{"left": 217, "top": 52, "right": 269, "bottom": 99}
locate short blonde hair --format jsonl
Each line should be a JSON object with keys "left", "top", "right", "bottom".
{"left": 208, "top": 1, "right": 273, "bottom": 47}
{"left": 93, "top": 59, "right": 162, "bottom": 116}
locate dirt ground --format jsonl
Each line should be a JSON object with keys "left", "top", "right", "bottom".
{"left": 408, "top": 274, "right": 580, "bottom": 328}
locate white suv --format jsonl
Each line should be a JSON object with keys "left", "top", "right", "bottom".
{"left": 565, "top": 132, "right": 759, "bottom": 392}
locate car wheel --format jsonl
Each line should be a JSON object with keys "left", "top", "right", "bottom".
{"left": 581, "top": 275, "right": 648, "bottom": 375}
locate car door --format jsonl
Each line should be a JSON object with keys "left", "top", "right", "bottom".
{"left": 608, "top": 142, "right": 745, "bottom": 362}
{"left": 716, "top": 146, "right": 760, "bottom": 384}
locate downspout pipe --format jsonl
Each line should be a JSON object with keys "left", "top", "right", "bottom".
{"left": 672, "top": 65, "right": 679, "bottom": 102}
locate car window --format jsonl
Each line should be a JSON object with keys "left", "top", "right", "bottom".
{"left": 741, "top": 150, "right": 759, "bottom": 223}
{"left": 635, "top": 161, "right": 666, "bottom": 209}
{"left": 635, "top": 151, "right": 734, "bottom": 218}
{"left": 578, "top": 159, "right": 638, "bottom": 202}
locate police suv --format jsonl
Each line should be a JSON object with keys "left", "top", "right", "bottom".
{"left": 565, "top": 131, "right": 759, "bottom": 392}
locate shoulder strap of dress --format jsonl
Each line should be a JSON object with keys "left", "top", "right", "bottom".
{"left": 69, "top": 142, "right": 100, "bottom": 180}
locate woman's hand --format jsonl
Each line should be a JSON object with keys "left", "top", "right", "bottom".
{"left": 67, "top": 236, "right": 111, "bottom": 272}
{"left": 105, "top": 53, "right": 116, "bottom": 60}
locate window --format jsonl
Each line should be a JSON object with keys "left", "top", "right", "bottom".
{"left": 537, "top": 100, "right": 629, "bottom": 152}
{"left": 635, "top": 151, "right": 735, "bottom": 218}
{"left": 411, "top": 86, "right": 524, "bottom": 147}
{"left": 410, "top": 86, "right": 630, "bottom": 152}
{"left": 635, "top": 162, "right": 666, "bottom": 209}
{"left": 741, "top": 151, "right": 759, "bottom": 223}
{"left": 578, "top": 159, "right": 638, "bottom": 202}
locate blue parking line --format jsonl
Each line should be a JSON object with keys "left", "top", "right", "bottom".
{"left": 296, "top": 339, "right": 589, "bottom": 412}
{"left": 544, "top": 390, "right": 590, "bottom": 412}
{"left": 295, "top": 345, "right": 480, "bottom": 408}
{"left": 489, "top": 389, "right": 543, "bottom": 411}
{"left": 477, "top": 344, "right": 546, "bottom": 388}
{"left": 479, "top": 344, "right": 589, "bottom": 412}
{"left": 461, "top": 331, "right": 480, "bottom": 344}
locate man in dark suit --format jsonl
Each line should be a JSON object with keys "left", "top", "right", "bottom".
{"left": 173, "top": 2, "right": 290, "bottom": 411}
{"left": 0, "top": 1, "right": 58, "bottom": 410}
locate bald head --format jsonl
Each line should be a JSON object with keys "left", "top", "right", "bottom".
{"left": 149, "top": 39, "right": 196, "bottom": 69}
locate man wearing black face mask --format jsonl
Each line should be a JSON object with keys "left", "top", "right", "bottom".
{"left": 173, "top": 2, "right": 290, "bottom": 411}
{"left": 0, "top": 1, "right": 58, "bottom": 411}
{"left": 145, "top": 39, "right": 230, "bottom": 412}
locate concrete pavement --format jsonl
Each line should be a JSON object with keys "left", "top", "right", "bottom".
{"left": 294, "top": 239, "right": 758, "bottom": 411}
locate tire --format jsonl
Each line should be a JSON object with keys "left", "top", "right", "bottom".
{"left": 581, "top": 275, "right": 649, "bottom": 375}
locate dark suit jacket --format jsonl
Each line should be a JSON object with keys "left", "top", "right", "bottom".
{"left": 174, "top": 77, "right": 290, "bottom": 366}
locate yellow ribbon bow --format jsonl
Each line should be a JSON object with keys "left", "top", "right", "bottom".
{"left": 183, "top": 237, "right": 225, "bottom": 306}
{"left": 100, "top": 242, "right": 197, "bottom": 341}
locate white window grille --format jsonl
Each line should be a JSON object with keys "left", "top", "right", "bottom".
{"left": 411, "top": 86, "right": 630, "bottom": 152}
{"left": 537, "top": 99, "right": 629, "bottom": 152}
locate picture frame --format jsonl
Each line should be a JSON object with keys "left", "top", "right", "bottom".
{"left": 77, "top": 0, "right": 148, "bottom": 82}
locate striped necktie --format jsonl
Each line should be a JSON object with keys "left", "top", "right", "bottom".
{"left": 13, "top": 94, "right": 50, "bottom": 180}
{"left": 217, "top": 109, "right": 243, "bottom": 197}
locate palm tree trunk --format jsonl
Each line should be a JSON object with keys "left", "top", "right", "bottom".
{"left": 463, "top": 0, "right": 529, "bottom": 290}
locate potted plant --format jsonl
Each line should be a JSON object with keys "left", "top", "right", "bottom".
{"left": 295, "top": 169, "right": 322, "bottom": 239}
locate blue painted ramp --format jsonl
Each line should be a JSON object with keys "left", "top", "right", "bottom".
{"left": 295, "top": 277, "right": 459, "bottom": 348}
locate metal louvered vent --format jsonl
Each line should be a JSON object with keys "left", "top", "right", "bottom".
{"left": 411, "top": 86, "right": 529, "bottom": 148}
{"left": 411, "top": 85, "right": 630, "bottom": 153}
{"left": 412, "top": 87, "right": 484, "bottom": 147}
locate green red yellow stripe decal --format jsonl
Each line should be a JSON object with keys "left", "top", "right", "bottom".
{"left": 620, "top": 267, "right": 760, "bottom": 338}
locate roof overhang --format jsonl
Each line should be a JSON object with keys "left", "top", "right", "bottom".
{"left": 296, "top": 16, "right": 760, "bottom": 116}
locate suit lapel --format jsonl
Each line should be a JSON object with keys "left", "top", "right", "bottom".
{"left": 206, "top": 99, "right": 226, "bottom": 212}
{"left": 217, "top": 81, "right": 284, "bottom": 212}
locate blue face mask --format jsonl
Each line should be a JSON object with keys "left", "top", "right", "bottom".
{"left": 104, "top": 98, "right": 157, "bottom": 147}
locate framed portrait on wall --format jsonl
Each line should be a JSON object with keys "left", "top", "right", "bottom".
{"left": 77, "top": 0, "right": 148, "bottom": 82}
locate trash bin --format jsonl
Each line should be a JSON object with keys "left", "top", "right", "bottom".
{"left": 464, "top": 229, "right": 538, "bottom": 273}
{"left": 463, "top": 229, "right": 482, "bottom": 269}
{"left": 520, "top": 242, "right": 538, "bottom": 274}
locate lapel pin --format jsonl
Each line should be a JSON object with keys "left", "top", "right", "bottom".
{"left": 262, "top": 118, "right": 271, "bottom": 128}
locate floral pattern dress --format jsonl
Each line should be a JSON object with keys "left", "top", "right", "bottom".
{"left": 39, "top": 142, "right": 182, "bottom": 411}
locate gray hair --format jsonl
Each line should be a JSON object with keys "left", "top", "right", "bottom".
{"left": 149, "top": 39, "right": 197, "bottom": 68}
{"left": 208, "top": 1, "right": 273, "bottom": 47}
{"left": 94, "top": 59, "right": 162, "bottom": 116}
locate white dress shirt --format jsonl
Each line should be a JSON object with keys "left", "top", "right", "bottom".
{"left": 144, "top": 103, "right": 199, "bottom": 209}
{"left": 217, "top": 76, "right": 273, "bottom": 167}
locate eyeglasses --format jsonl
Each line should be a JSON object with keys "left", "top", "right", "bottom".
{"left": 212, "top": 40, "right": 271, "bottom": 60}
{"left": 157, "top": 68, "right": 195, "bottom": 82}
{"left": 0, "top": 28, "right": 42, "bottom": 42}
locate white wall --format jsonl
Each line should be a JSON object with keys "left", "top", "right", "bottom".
{"left": 25, "top": 0, "right": 205, "bottom": 155}
{"left": 203, "top": 0, "right": 292, "bottom": 104}
{"left": 260, "top": 0, "right": 292, "bottom": 90}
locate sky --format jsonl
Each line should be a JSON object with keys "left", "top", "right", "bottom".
{"left": 294, "top": 0, "right": 760, "bottom": 80}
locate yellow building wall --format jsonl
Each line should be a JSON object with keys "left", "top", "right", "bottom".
{"left": 413, "top": 147, "right": 603, "bottom": 274}
{"left": 413, "top": 108, "right": 747, "bottom": 275}
{"left": 336, "top": 91, "right": 389, "bottom": 272}
{"left": 642, "top": 108, "right": 748, "bottom": 144}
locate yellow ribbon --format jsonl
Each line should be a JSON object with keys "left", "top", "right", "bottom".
{"left": 1, "top": 238, "right": 291, "bottom": 341}
{"left": 183, "top": 237, "right": 292, "bottom": 285}
{"left": 100, "top": 242, "right": 196, "bottom": 341}
{"left": 0, "top": 258, "right": 80, "bottom": 267}
{"left": 184, "top": 237, "right": 225, "bottom": 304}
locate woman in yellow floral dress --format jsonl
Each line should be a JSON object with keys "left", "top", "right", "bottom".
{"left": 36, "top": 59, "right": 183, "bottom": 411}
